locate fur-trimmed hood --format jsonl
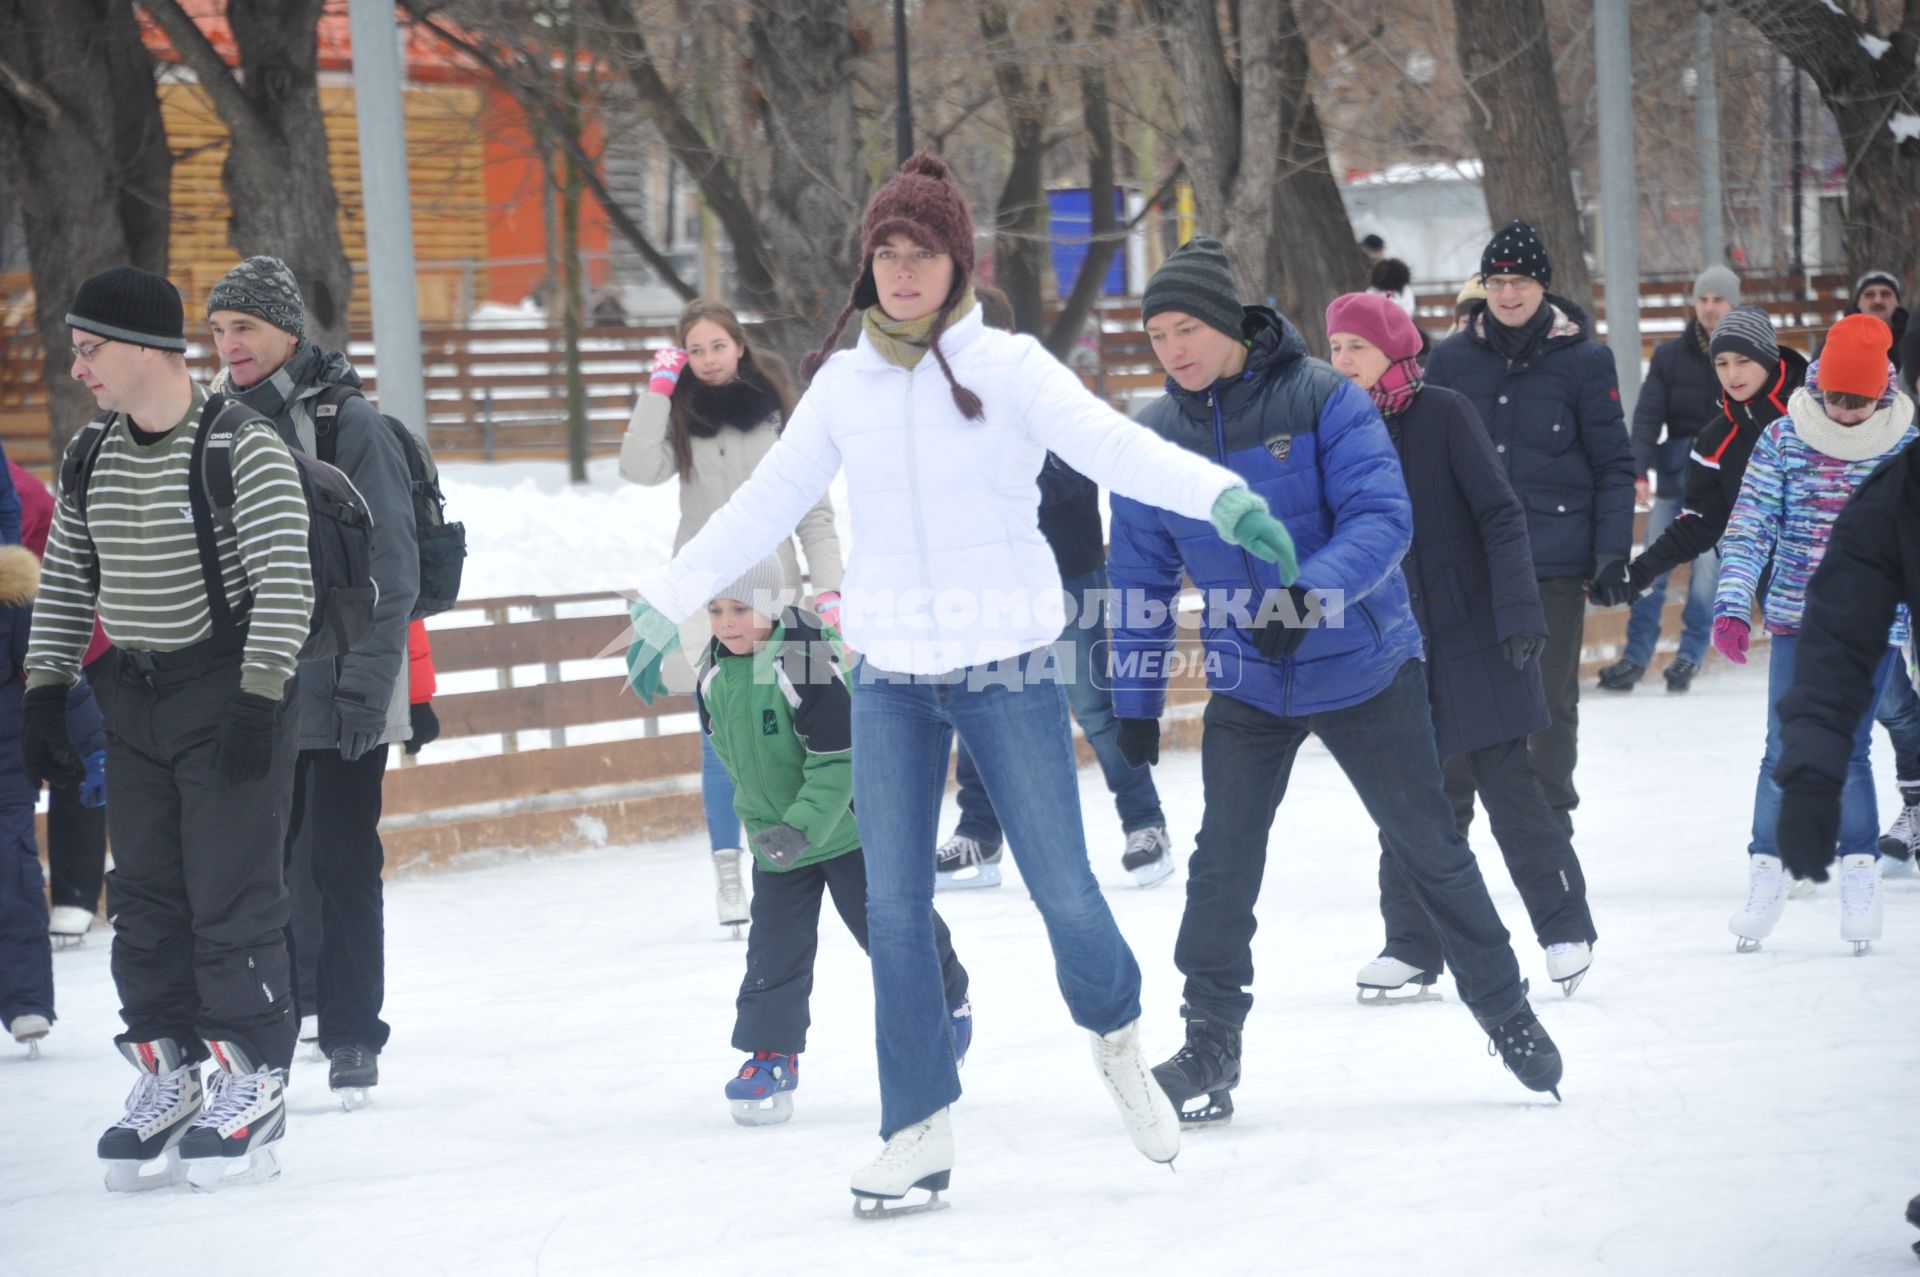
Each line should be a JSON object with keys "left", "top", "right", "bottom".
{"left": 0, "top": 544, "right": 41, "bottom": 606}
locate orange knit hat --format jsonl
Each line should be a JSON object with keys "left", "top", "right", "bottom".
{"left": 1819, "top": 313, "right": 1894, "bottom": 399}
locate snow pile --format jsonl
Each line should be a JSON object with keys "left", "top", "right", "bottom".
{"left": 1861, "top": 33, "right": 1892, "bottom": 60}
{"left": 1890, "top": 111, "right": 1920, "bottom": 144}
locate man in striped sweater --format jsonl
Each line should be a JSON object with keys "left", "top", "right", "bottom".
{"left": 21, "top": 267, "right": 314, "bottom": 1191}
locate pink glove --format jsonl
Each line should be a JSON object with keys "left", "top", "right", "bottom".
{"left": 649, "top": 346, "right": 688, "bottom": 397}
{"left": 1713, "top": 615, "right": 1750, "bottom": 665}
{"left": 814, "top": 591, "right": 842, "bottom": 631}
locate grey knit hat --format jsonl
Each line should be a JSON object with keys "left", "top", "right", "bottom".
{"left": 206, "top": 256, "right": 306, "bottom": 338}
{"left": 1854, "top": 270, "right": 1902, "bottom": 305}
{"left": 1708, "top": 305, "right": 1778, "bottom": 367}
{"left": 1693, "top": 265, "right": 1741, "bottom": 307}
{"left": 712, "top": 555, "right": 792, "bottom": 618}
{"left": 1143, "top": 237, "right": 1245, "bottom": 339}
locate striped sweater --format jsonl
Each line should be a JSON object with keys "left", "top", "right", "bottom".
{"left": 1715, "top": 375, "right": 1915, "bottom": 640}
{"left": 25, "top": 382, "right": 315, "bottom": 699}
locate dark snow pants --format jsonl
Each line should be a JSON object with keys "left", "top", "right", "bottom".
{"left": 285, "top": 746, "right": 391, "bottom": 1054}
{"left": 0, "top": 801, "right": 51, "bottom": 1023}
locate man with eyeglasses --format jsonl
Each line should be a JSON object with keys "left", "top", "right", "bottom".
{"left": 25, "top": 266, "right": 313, "bottom": 1191}
{"left": 1425, "top": 220, "right": 1634, "bottom": 840}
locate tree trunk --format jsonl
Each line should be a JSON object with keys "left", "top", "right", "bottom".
{"left": 1451, "top": 0, "right": 1594, "bottom": 314}
{"left": 143, "top": 0, "right": 354, "bottom": 351}
{"left": 981, "top": 1, "right": 1053, "bottom": 336}
{"left": 1045, "top": 0, "right": 1122, "bottom": 360}
{"left": 0, "top": 0, "right": 171, "bottom": 453}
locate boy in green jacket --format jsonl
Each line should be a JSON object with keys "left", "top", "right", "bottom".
{"left": 696, "top": 557, "right": 970, "bottom": 1126}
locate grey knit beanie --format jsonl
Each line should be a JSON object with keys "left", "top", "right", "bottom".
{"left": 712, "top": 555, "right": 792, "bottom": 618}
{"left": 206, "top": 256, "right": 306, "bottom": 338}
{"left": 1854, "top": 270, "right": 1902, "bottom": 305}
{"left": 1693, "top": 265, "right": 1741, "bottom": 307}
{"left": 1708, "top": 305, "right": 1778, "bottom": 367}
{"left": 1143, "top": 237, "right": 1245, "bottom": 339}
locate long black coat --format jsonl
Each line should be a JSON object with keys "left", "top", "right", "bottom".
{"left": 1387, "top": 384, "right": 1550, "bottom": 758}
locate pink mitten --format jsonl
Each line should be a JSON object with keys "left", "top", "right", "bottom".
{"left": 814, "top": 591, "right": 842, "bottom": 630}
{"left": 649, "top": 346, "right": 689, "bottom": 397}
{"left": 1712, "top": 615, "right": 1750, "bottom": 665}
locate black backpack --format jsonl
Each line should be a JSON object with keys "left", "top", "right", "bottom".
{"left": 60, "top": 395, "right": 378, "bottom": 662}
{"left": 311, "top": 385, "right": 465, "bottom": 619}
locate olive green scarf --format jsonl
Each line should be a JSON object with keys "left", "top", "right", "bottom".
{"left": 862, "top": 288, "right": 978, "bottom": 370}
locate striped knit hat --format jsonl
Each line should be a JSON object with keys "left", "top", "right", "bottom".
{"left": 1142, "top": 237, "right": 1245, "bottom": 340}
{"left": 1708, "top": 306, "right": 1778, "bottom": 367}
{"left": 712, "top": 554, "right": 792, "bottom": 618}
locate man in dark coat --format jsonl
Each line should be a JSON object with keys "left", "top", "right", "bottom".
{"left": 1327, "top": 293, "right": 1597, "bottom": 998}
{"left": 1425, "top": 220, "right": 1635, "bottom": 836}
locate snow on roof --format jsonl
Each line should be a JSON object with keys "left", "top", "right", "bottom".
{"left": 1343, "top": 160, "right": 1484, "bottom": 188}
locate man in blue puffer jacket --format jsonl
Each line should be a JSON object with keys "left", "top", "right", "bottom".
{"left": 1107, "top": 237, "right": 1564, "bottom": 1124}
{"left": 1425, "top": 220, "right": 1634, "bottom": 836}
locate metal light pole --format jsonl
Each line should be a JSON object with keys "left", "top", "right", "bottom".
{"left": 347, "top": 0, "right": 427, "bottom": 438}
{"left": 894, "top": 0, "right": 913, "bottom": 164}
{"left": 1694, "top": 4, "right": 1725, "bottom": 268}
{"left": 1595, "top": 0, "right": 1641, "bottom": 419}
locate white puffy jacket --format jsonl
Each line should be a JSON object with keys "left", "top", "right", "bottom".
{"left": 636, "top": 306, "right": 1244, "bottom": 675}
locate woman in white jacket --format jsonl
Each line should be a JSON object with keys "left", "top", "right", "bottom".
{"left": 619, "top": 300, "right": 844, "bottom": 934}
{"left": 624, "top": 154, "right": 1297, "bottom": 1213}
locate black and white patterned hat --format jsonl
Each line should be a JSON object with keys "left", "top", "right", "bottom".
{"left": 1480, "top": 220, "right": 1552, "bottom": 290}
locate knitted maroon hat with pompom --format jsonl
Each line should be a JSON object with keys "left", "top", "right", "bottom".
{"left": 804, "top": 152, "right": 983, "bottom": 419}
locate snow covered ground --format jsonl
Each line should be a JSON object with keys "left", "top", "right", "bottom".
{"left": 4, "top": 656, "right": 1919, "bottom": 1275}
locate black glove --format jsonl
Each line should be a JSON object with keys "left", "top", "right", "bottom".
{"left": 1776, "top": 775, "right": 1843, "bottom": 883}
{"left": 215, "top": 691, "right": 282, "bottom": 787}
{"left": 21, "top": 683, "right": 84, "bottom": 790}
{"left": 336, "top": 696, "right": 388, "bottom": 764}
{"left": 1251, "top": 586, "right": 1313, "bottom": 662}
{"left": 1587, "top": 557, "right": 1634, "bottom": 607}
{"left": 1501, "top": 632, "right": 1546, "bottom": 671}
{"left": 405, "top": 701, "right": 441, "bottom": 755}
{"left": 1116, "top": 717, "right": 1160, "bottom": 770}
{"left": 751, "top": 822, "right": 811, "bottom": 868}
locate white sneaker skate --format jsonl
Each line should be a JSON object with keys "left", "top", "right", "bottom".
{"left": 8, "top": 1014, "right": 49, "bottom": 1059}
{"left": 180, "top": 1041, "right": 286, "bottom": 1192}
{"left": 1839, "top": 853, "right": 1884, "bottom": 955}
{"left": 1091, "top": 1019, "right": 1180, "bottom": 1165}
{"left": 712, "top": 849, "right": 749, "bottom": 938}
{"left": 48, "top": 905, "right": 93, "bottom": 949}
{"left": 1121, "top": 826, "right": 1175, "bottom": 888}
{"left": 98, "top": 1039, "right": 203, "bottom": 1192}
{"left": 851, "top": 1106, "right": 953, "bottom": 1219}
{"left": 1544, "top": 942, "right": 1592, "bottom": 997}
{"left": 934, "top": 834, "right": 1002, "bottom": 891}
{"left": 1355, "top": 956, "right": 1442, "bottom": 1005}
{"left": 298, "top": 1014, "right": 322, "bottom": 1062}
{"left": 1730, "top": 853, "right": 1787, "bottom": 952}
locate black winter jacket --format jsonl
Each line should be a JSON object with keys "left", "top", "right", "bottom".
{"left": 1386, "top": 385, "right": 1549, "bottom": 757}
{"left": 1424, "top": 297, "right": 1635, "bottom": 580}
{"left": 1632, "top": 318, "right": 1720, "bottom": 488}
{"left": 1037, "top": 453, "right": 1105, "bottom": 581}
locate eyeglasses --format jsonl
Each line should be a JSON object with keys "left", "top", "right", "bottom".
{"left": 1483, "top": 278, "right": 1540, "bottom": 296}
{"left": 70, "top": 338, "right": 116, "bottom": 363}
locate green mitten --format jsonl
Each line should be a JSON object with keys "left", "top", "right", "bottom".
{"left": 626, "top": 599, "right": 682, "bottom": 704}
{"left": 1210, "top": 488, "right": 1299, "bottom": 585}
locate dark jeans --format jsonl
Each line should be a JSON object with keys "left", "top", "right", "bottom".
{"left": 1178, "top": 662, "right": 1524, "bottom": 1026}
{"left": 732, "top": 847, "right": 968, "bottom": 1055}
{"left": 1875, "top": 660, "right": 1920, "bottom": 787}
{"left": 285, "top": 746, "right": 391, "bottom": 1054}
{"left": 953, "top": 566, "right": 1165, "bottom": 844}
{"left": 100, "top": 650, "right": 299, "bottom": 1071}
{"left": 1452, "top": 575, "right": 1585, "bottom": 836}
{"left": 1385, "top": 738, "right": 1597, "bottom": 973}
{"left": 0, "top": 806, "right": 51, "bottom": 1021}
{"left": 46, "top": 658, "right": 109, "bottom": 913}
{"left": 1624, "top": 448, "right": 1715, "bottom": 668}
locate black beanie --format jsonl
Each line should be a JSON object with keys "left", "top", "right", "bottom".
{"left": 67, "top": 267, "right": 187, "bottom": 353}
{"left": 1481, "top": 219, "right": 1552, "bottom": 290}
{"left": 1143, "top": 236, "right": 1245, "bottom": 339}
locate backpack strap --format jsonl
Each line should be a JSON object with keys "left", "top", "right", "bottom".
{"left": 57, "top": 414, "right": 114, "bottom": 521}
{"left": 309, "top": 383, "right": 360, "bottom": 466}
{"left": 191, "top": 394, "right": 266, "bottom": 635}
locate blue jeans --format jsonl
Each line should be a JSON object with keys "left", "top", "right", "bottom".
{"left": 1749, "top": 634, "right": 1895, "bottom": 859}
{"left": 1874, "top": 656, "right": 1920, "bottom": 786}
{"left": 701, "top": 733, "right": 742, "bottom": 853}
{"left": 853, "top": 647, "right": 1143, "bottom": 1136}
{"left": 952, "top": 566, "right": 1165, "bottom": 845}
{"left": 1624, "top": 447, "right": 1716, "bottom": 668}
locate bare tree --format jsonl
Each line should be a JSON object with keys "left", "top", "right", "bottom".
{"left": 0, "top": 0, "right": 171, "bottom": 452}
{"left": 1722, "top": 0, "right": 1920, "bottom": 283}
{"left": 1451, "top": 0, "right": 1595, "bottom": 311}
{"left": 1044, "top": 0, "right": 1123, "bottom": 360}
{"left": 1146, "top": 0, "right": 1366, "bottom": 351}
{"left": 980, "top": 0, "right": 1058, "bottom": 336}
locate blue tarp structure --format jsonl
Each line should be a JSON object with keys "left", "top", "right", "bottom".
{"left": 1047, "top": 188, "right": 1127, "bottom": 297}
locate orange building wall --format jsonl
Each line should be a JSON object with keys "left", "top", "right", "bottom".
{"left": 482, "top": 85, "right": 610, "bottom": 306}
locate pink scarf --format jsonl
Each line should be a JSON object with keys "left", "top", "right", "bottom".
{"left": 1368, "top": 356, "right": 1425, "bottom": 420}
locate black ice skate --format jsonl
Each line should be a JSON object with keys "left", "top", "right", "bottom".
{"left": 328, "top": 1043, "right": 378, "bottom": 1111}
{"left": 1906, "top": 1191, "right": 1919, "bottom": 1258}
{"left": 179, "top": 1039, "right": 287, "bottom": 1191}
{"left": 1478, "top": 984, "right": 1563, "bottom": 1101}
{"left": 98, "top": 1038, "right": 204, "bottom": 1192}
{"left": 1151, "top": 1006, "right": 1240, "bottom": 1127}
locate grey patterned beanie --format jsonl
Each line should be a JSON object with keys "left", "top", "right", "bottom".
{"left": 1143, "top": 237, "right": 1245, "bottom": 340}
{"left": 206, "top": 256, "right": 306, "bottom": 338}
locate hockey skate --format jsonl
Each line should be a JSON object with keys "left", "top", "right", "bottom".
{"left": 1839, "top": 853, "right": 1883, "bottom": 955}
{"left": 851, "top": 1107, "right": 953, "bottom": 1219}
{"left": 1596, "top": 657, "right": 1644, "bottom": 692}
{"left": 180, "top": 1040, "right": 286, "bottom": 1192}
{"left": 712, "top": 849, "right": 749, "bottom": 939}
{"left": 1478, "top": 984, "right": 1563, "bottom": 1101}
{"left": 328, "top": 1044, "right": 378, "bottom": 1111}
{"left": 1907, "top": 1191, "right": 1920, "bottom": 1259}
{"left": 951, "top": 999, "right": 973, "bottom": 1068}
{"left": 98, "top": 1038, "right": 203, "bottom": 1192}
{"left": 725, "top": 1052, "right": 797, "bottom": 1127}
{"left": 1151, "top": 1007, "right": 1240, "bottom": 1127}
{"left": 1543, "top": 942, "right": 1592, "bottom": 997}
{"left": 1663, "top": 657, "right": 1700, "bottom": 694}
{"left": 934, "top": 834, "right": 1001, "bottom": 892}
{"left": 1878, "top": 788, "right": 1919, "bottom": 871}
{"left": 1121, "top": 826, "right": 1175, "bottom": 888}
{"left": 1355, "top": 955, "right": 1442, "bottom": 1005}
{"left": 1729, "top": 853, "right": 1787, "bottom": 952}
{"left": 48, "top": 904, "right": 93, "bottom": 950}
{"left": 298, "top": 1014, "right": 322, "bottom": 1062}
{"left": 9, "top": 1014, "right": 48, "bottom": 1059}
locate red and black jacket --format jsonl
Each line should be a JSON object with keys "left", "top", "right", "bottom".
{"left": 1629, "top": 346, "right": 1810, "bottom": 589}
